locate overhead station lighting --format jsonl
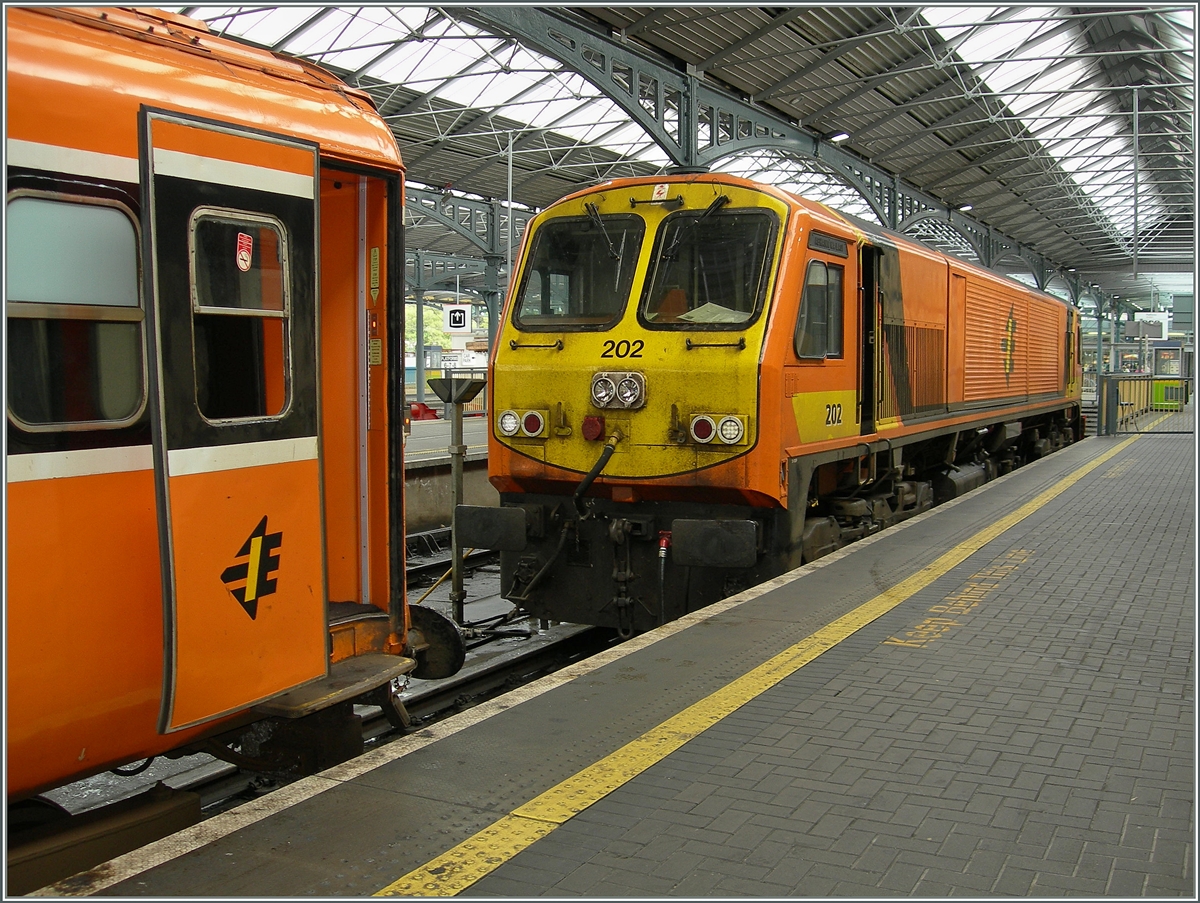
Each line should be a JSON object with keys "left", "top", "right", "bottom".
{"left": 830, "top": 132, "right": 850, "bottom": 143}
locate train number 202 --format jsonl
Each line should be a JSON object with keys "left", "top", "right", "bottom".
{"left": 824, "top": 403, "right": 843, "bottom": 426}
{"left": 601, "top": 339, "right": 643, "bottom": 359}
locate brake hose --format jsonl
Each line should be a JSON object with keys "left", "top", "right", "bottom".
{"left": 512, "top": 431, "right": 623, "bottom": 603}
{"left": 573, "top": 429, "right": 622, "bottom": 518}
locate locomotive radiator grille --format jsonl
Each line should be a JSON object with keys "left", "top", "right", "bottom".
{"left": 879, "top": 323, "right": 946, "bottom": 420}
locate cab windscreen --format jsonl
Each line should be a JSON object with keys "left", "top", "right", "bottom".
{"left": 640, "top": 207, "right": 777, "bottom": 329}
{"left": 513, "top": 213, "right": 644, "bottom": 330}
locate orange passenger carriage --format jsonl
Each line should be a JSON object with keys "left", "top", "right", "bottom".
{"left": 5, "top": 6, "right": 462, "bottom": 804}
{"left": 461, "top": 172, "right": 1082, "bottom": 636}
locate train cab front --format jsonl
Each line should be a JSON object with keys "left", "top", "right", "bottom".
{"left": 462, "top": 176, "right": 791, "bottom": 636}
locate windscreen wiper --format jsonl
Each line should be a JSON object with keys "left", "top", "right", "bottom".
{"left": 662, "top": 194, "right": 730, "bottom": 260}
{"left": 585, "top": 202, "right": 621, "bottom": 260}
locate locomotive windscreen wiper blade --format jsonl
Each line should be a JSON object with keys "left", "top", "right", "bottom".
{"left": 585, "top": 202, "right": 621, "bottom": 260}
{"left": 662, "top": 194, "right": 730, "bottom": 260}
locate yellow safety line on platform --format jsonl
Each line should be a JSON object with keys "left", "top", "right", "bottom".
{"left": 376, "top": 435, "right": 1141, "bottom": 897}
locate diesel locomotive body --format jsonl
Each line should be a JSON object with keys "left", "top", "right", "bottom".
{"left": 464, "top": 173, "right": 1082, "bottom": 636}
{"left": 6, "top": 7, "right": 461, "bottom": 802}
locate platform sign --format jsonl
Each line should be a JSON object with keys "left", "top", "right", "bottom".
{"left": 444, "top": 304, "right": 472, "bottom": 332}
{"left": 1131, "top": 312, "right": 1168, "bottom": 338}
{"left": 1155, "top": 347, "right": 1182, "bottom": 376}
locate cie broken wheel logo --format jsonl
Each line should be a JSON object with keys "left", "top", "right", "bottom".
{"left": 1001, "top": 307, "right": 1018, "bottom": 381}
{"left": 220, "top": 515, "right": 282, "bottom": 620}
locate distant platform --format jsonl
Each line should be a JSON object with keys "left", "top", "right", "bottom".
{"left": 404, "top": 415, "right": 489, "bottom": 470}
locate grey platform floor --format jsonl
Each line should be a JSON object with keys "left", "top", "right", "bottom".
{"left": 43, "top": 411, "right": 1194, "bottom": 898}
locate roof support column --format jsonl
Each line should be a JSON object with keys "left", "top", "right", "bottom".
{"left": 412, "top": 286, "right": 426, "bottom": 404}
{"left": 1133, "top": 87, "right": 1140, "bottom": 278}
{"left": 483, "top": 254, "right": 505, "bottom": 349}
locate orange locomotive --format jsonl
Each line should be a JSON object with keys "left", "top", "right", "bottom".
{"left": 6, "top": 7, "right": 462, "bottom": 802}
{"left": 462, "top": 173, "right": 1082, "bottom": 636}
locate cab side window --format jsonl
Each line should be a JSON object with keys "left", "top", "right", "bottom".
{"left": 6, "top": 194, "right": 144, "bottom": 430}
{"left": 794, "top": 259, "right": 844, "bottom": 359}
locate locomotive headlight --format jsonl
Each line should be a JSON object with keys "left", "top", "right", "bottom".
{"left": 498, "top": 410, "right": 520, "bottom": 436}
{"left": 591, "top": 376, "right": 616, "bottom": 407}
{"left": 593, "top": 371, "right": 645, "bottom": 409}
{"left": 717, "top": 416, "right": 744, "bottom": 444}
{"left": 616, "top": 377, "right": 642, "bottom": 407}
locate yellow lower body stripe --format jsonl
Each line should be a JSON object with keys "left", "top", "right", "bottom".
{"left": 376, "top": 436, "right": 1139, "bottom": 896}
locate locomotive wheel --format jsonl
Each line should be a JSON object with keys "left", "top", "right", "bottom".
{"left": 408, "top": 605, "right": 466, "bottom": 680}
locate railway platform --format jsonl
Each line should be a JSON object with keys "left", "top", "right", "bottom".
{"left": 34, "top": 410, "right": 1194, "bottom": 898}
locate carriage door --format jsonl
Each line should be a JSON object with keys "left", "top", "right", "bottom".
{"left": 141, "top": 110, "right": 327, "bottom": 733}
{"left": 858, "top": 245, "right": 879, "bottom": 435}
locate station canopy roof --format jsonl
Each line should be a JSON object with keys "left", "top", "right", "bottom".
{"left": 179, "top": 6, "right": 1194, "bottom": 311}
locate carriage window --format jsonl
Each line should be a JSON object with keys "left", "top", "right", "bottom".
{"left": 641, "top": 205, "right": 776, "bottom": 330}
{"left": 513, "top": 214, "right": 644, "bottom": 330}
{"left": 5, "top": 195, "right": 144, "bottom": 429}
{"left": 794, "top": 260, "right": 844, "bottom": 359}
{"left": 190, "top": 211, "right": 290, "bottom": 420}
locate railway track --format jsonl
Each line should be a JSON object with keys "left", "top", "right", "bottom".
{"left": 7, "top": 542, "right": 617, "bottom": 895}
{"left": 405, "top": 526, "right": 499, "bottom": 586}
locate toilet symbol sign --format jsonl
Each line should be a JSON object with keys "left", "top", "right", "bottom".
{"left": 444, "top": 304, "right": 472, "bottom": 332}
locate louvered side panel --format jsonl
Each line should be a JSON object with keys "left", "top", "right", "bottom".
{"left": 878, "top": 335, "right": 899, "bottom": 422}
{"left": 1027, "top": 299, "right": 1063, "bottom": 395}
{"left": 909, "top": 325, "right": 946, "bottom": 412}
{"left": 881, "top": 324, "right": 946, "bottom": 417}
{"left": 964, "top": 282, "right": 1025, "bottom": 401}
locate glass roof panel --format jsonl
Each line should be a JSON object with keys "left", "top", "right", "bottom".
{"left": 921, "top": 5, "right": 1182, "bottom": 251}
{"left": 187, "top": 5, "right": 666, "bottom": 170}
{"left": 176, "top": 5, "right": 1190, "bottom": 303}
{"left": 717, "top": 150, "right": 883, "bottom": 224}
{"left": 200, "top": 5, "right": 321, "bottom": 45}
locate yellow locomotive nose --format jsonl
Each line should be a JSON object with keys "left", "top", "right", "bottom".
{"left": 490, "top": 178, "right": 787, "bottom": 489}
{"left": 472, "top": 176, "right": 791, "bottom": 637}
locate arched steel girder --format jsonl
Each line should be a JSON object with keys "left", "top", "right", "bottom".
{"left": 405, "top": 187, "right": 538, "bottom": 347}
{"left": 457, "top": 6, "right": 1064, "bottom": 284}
{"left": 405, "top": 250, "right": 486, "bottom": 294}
{"left": 406, "top": 186, "right": 535, "bottom": 258}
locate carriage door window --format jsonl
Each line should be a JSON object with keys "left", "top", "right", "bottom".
{"left": 6, "top": 194, "right": 144, "bottom": 430}
{"left": 794, "top": 260, "right": 844, "bottom": 359}
{"left": 190, "top": 210, "right": 290, "bottom": 420}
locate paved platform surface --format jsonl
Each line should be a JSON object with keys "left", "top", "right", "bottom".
{"left": 39, "top": 410, "right": 1194, "bottom": 898}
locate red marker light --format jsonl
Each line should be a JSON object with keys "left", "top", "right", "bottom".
{"left": 522, "top": 411, "right": 544, "bottom": 436}
{"left": 690, "top": 415, "right": 715, "bottom": 443}
{"left": 582, "top": 415, "right": 605, "bottom": 441}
